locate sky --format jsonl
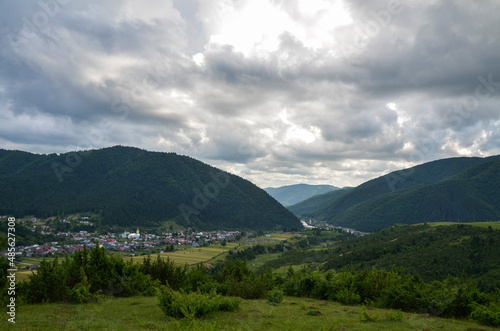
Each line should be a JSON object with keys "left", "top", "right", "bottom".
{"left": 1, "top": 0, "right": 500, "bottom": 188}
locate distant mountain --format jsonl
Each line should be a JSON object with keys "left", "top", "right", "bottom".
{"left": 264, "top": 184, "right": 339, "bottom": 206}
{"left": 0, "top": 146, "right": 301, "bottom": 231}
{"left": 294, "top": 155, "right": 500, "bottom": 232}
{"left": 287, "top": 187, "right": 353, "bottom": 216}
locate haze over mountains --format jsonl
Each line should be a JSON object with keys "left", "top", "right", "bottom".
{"left": 264, "top": 184, "right": 339, "bottom": 206}
{"left": 288, "top": 155, "right": 500, "bottom": 232}
{"left": 0, "top": 146, "right": 300, "bottom": 231}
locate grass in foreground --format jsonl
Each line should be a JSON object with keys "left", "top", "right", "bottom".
{"left": 2, "top": 295, "right": 497, "bottom": 331}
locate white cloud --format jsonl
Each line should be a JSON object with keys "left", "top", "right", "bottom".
{"left": 201, "top": 0, "right": 351, "bottom": 57}
{"left": 192, "top": 52, "right": 205, "bottom": 66}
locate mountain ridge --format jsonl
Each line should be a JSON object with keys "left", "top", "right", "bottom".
{"left": 0, "top": 146, "right": 301, "bottom": 231}
{"left": 290, "top": 155, "right": 500, "bottom": 231}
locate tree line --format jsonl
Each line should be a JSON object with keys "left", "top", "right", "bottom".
{"left": 1, "top": 244, "right": 499, "bottom": 327}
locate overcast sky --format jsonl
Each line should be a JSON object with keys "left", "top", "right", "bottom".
{"left": 1, "top": 0, "right": 500, "bottom": 188}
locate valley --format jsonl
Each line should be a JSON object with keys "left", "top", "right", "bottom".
{"left": 2, "top": 148, "right": 500, "bottom": 329}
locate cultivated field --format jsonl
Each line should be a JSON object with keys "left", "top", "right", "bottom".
{"left": 129, "top": 243, "right": 237, "bottom": 265}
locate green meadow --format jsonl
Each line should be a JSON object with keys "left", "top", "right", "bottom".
{"left": 416, "top": 221, "right": 500, "bottom": 230}
{"left": 2, "top": 295, "right": 497, "bottom": 331}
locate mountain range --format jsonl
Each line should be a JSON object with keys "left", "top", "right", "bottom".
{"left": 288, "top": 155, "right": 500, "bottom": 232}
{"left": 3, "top": 146, "right": 499, "bottom": 233}
{"left": 264, "top": 184, "right": 339, "bottom": 206}
{"left": 0, "top": 146, "right": 301, "bottom": 231}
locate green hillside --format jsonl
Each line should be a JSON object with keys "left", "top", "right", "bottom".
{"left": 328, "top": 223, "right": 500, "bottom": 292}
{"left": 3, "top": 295, "right": 497, "bottom": 331}
{"left": 294, "top": 155, "right": 500, "bottom": 232}
{"left": 259, "top": 223, "right": 500, "bottom": 293}
{"left": 0, "top": 146, "right": 300, "bottom": 231}
{"left": 264, "top": 184, "right": 339, "bottom": 206}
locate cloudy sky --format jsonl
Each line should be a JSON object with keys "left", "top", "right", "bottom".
{"left": 1, "top": 0, "right": 500, "bottom": 188}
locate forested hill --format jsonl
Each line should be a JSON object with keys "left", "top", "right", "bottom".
{"left": 259, "top": 223, "right": 500, "bottom": 293}
{"left": 0, "top": 146, "right": 300, "bottom": 231}
{"left": 292, "top": 155, "right": 500, "bottom": 232}
{"left": 326, "top": 223, "right": 500, "bottom": 292}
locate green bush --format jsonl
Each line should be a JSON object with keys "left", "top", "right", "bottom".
{"left": 140, "top": 255, "right": 188, "bottom": 290}
{"left": 469, "top": 302, "right": 500, "bottom": 327}
{"left": 0, "top": 255, "right": 11, "bottom": 307}
{"left": 335, "top": 287, "right": 361, "bottom": 305}
{"left": 267, "top": 288, "right": 284, "bottom": 304}
{"left": 69, "top": 282, "right": 93, "bottom": 304}
{"left": 218, "top": 260, "right": 273, "bottom": 299}
{"left": 157, "top": 287, "right": 240, "bottom": 319}
{"left": 23, "top": 256, "right": 69, "bottom": 303}
{"left": 384, "top": 309, "right": 404, "bottom": 322}
{"left": 359, "top": 306, "right": 379, "bottom": 322}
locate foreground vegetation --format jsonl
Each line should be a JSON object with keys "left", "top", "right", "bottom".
{"left": 2, "top": 295, "right": 499, "bottom": 330}
{"left": 2, "top": 241, "right": 499, "bottom": 328}
{"left": 2, "top": 227, "right": 500, "bottom": 328}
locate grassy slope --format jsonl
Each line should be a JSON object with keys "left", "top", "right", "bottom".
{"left": 2, "top": 295, "right": 497, "bottom": 331}
{"left": 422, "top": 221, "right": 500, "bottom": 230}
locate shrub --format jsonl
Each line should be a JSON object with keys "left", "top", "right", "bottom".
{"left": 140, "top": 255, "right": 188, "bottom": 290}
{"left": 359, "top": 306, "right": 379, "bottom": 322}
{"left": 69, "top": 282, "right": 93, "bottom": 304}
{"left": 384, "top": 309, "right": 404, "bottom": 322}
{"left": 469, "top": 302, "right": 500, "bottom": 327}
{"left": 267, "top": 288, "right": 284, "bottom": 304}
{"left": 157, "top": 287, "right": 240, "bottom": 319}
{"left": 335, "top": 287, "right": 361, "bottom": 305}
{"left": 219, "top": 260, "right": 273, "bottom": 299}
{"left": 24, "top": 256, "right": 68, "bottom": 303}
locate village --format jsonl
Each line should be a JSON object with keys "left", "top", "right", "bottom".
{"left": 1, "top": 215, "right": 242, "bottom": 266}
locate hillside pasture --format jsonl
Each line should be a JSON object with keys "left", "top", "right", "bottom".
{"left": 2, "top": 295, "right": 497, "bottom": 331}
{"left": 417, "top": 221, "right": 500, "bottom": 230}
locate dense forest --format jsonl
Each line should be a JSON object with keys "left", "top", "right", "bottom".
{"left": 288, "top": 155, "right": 500, "bottom": 231}
{"left": 258, "top": 224, "right": 500, "bottom": 293}
{"left": 0, "top": 146, "right": 300, "bottom": 231}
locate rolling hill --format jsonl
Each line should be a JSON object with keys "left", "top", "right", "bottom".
{"left": 0, "top": 146, "right": 301, "bottom": 231}
{"left": 258, "top": 223, "right": 500, "bottom": 293}
{"left": 290, "top": 155, "right": 500, "bottom": 231}
{"left": 264, "top": 184, "right": 339, "bottom": 206}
